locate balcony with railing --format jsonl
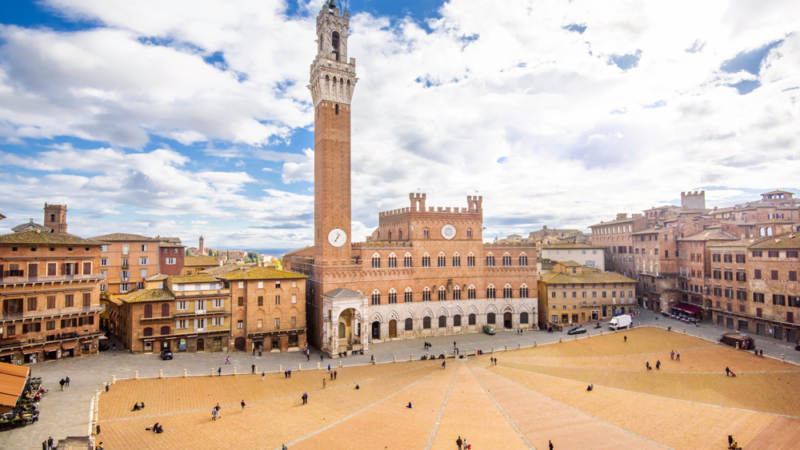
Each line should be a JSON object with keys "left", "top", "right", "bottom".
{"left": 172, "top": 288, "right": 230, "bottom": 298}
{"left": 0, "top": 272, "right": 103, "bottom": 285}
{"left": 0, "top": 330, "right": 104, "bottom": 350}
{"left": 1, "top": 304, "right": 103, "bottom": 321}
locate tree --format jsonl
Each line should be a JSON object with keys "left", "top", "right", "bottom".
{"left": 226, "top": 250, "right": 230, "bottom": 261}
{"left": 185, "top": 249, "right": 190, "bottom": 257}
{"left": 246, "top": 251, "right": 260, "bottom": 263}
{"left": 208, "top": 248, "right": 213, "bottom": 256}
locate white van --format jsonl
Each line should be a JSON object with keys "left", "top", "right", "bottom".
{"left": 609, "top": 314, "right": 632, "bottom": 331}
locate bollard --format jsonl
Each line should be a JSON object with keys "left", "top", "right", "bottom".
{"left": 683, "top": 328, "right": 686, "bottom": 334}
{"left": 600, "top": 330, "right": 603, "bottom": 335}
{"left": 134, "top": 371, "right": 138, "bottom": 380}
{"left": 394, "top": 356, "right": 397, "bottom": 363}
{"left": 254, "top": 365, "right": 258, "bottom": 374}
{"left": 410, "top": 355, "right": 413, "bottom": 362}
{"left": 338, "top": 360, "right": 342, "bottom": 368}
{"left": 736, "top": 342, "right": 740, "bottom": 349}
{"left": 211, "top": 368, "right": 214, "bottom": 377}
{"left": 233, "top": 367, "right": 237, "bottom": 376}
{"left": 518, "top": 343, "right": 521, "bottom": 349}
{"left": 559, "top": 337, "right": 562, "bottom": 343}
{"left": 317, "top": 362, "right": 321, "bottom": 370}
{"left": 475, "top": 348, "right": 478, "bottom": 356}
{"left": 638, "top": 322, "right": 641, "bottom": 327}
{"left": 782, "top": 354, "right": 785, "bottom": 363}
{"left": 534, "top": 341, "right": 537, "bottom": 347}
{"left": 372, "top": 358, "right": 376, "bottom": 365}
{"left": 574, "top": 334, "right": 577, "bottom": 340}
{"left": 491, "top": 346, "right": 494, "bottom": 353}
{"left": 279, "top": 365, "right": 282, "bottom": 373}
{"left": 111, "top": 375, "right": 116, "bottom": 385}
{"left": 298, "top": 364, "right": 301, "bottom": 371}
{"left": 504, "top": 345, "right": 508, "bottom": 352}
{"left": 183, "top": 369, "right": 187, "bottom": 378}
{"left": 444, "top": 351, "right": 448, "bottom": 359}
{"left": 159, "top": 370, "right": 163, "bottom": 379}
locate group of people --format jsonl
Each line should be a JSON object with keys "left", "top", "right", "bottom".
{"left": 423, "top": 342, "right": 433, "bottom": 350}
{"left": 146, "top": 422, "right": 163, "bottom": 433}
{"left": 284, "top": 370, "right": 293, "bottom": 378}
{"left": 645, "top": 361, "right": 661, "bottom": 370}
{"left": 131, "top": 402, "right": 146, "bottom": 411}
{"left": 455, "top": 436, "right": 471, "bottom": 449}
{"left": 58, "top": 376, "right": 70, "bottom": 391}
{"left": 670, "top": 350, "right": 681, "bottom": 361}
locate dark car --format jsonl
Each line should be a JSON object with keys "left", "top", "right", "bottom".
{"left": 567, "top": 327, "right": 587, "bottom": 335}
{"left": 482, "top": 324, "right": 496, "bottom": 335}
{"left": 160, "top": 350, "right": 173, "bottom": 360}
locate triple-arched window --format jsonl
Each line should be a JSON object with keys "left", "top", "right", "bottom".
{"left": 487, "top": 285, "right": 496, "bottom": 299}
{"left": 519, "top": 253, "right": 528, "bottom": 266}
{"left": 404, "top": 288, "right": 413, "bottom": 303}
{"left": 520, "top": 284, "right": 529, "bottom": 298}
{"left": 371, "top": 254, "right": 381, "bottom": 269}
{"left": 467, "top": 253, "right": 475, "bottom": 267}
{"left": 486, "top": 254, "right": 495, "bottom": 266}
{"left": 404, "top": 253, "right": 412, "bottom": 267}
{"left": 452, "top": 253, "right": 461, "bottom": 267}
{"left": 503, "top": 284, "right": 513, "bottom": 299}
{"left": 453, "top": 285, "right": 461, "bottom": 300}
{"left": 438, "top": 253, "right": 446, "bottom": 267}
{"left": 468, "top": 285, "right": 476, "bottom": 299}
{"left": 422, "top": 287, "right": 431, "bottom": 302}
{"left": 388, "top": 289, "right": 397, "bottom": 304}
{"left": 438, "top": 286, "right": 447, "bottom": 301}
{"left": 371, "top": 290, "right": 380, "bottom": 306}
{"left": 422, "top": 253, "right": 431, "bottom": 267}
{"left": 502, "top": 254, "right": 512, "bottom": 266}
{"left": 388, "top": 254, "right": 397, "bottom": 268}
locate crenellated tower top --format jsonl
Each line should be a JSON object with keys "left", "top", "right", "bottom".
{"left": 309, "top": 0, "right": 358, "bottom": 106}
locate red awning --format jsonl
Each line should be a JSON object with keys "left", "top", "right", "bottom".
{"left": 61, "top": 343, "right": 76, "bottom": 350}
{"left": 672, "top": 303, "right": 702, "bottom": 314}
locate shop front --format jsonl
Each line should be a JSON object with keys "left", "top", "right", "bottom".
{"left": 0, "top": 350, "right": 18, "bottom": 365}
{"left": 22, "top": 347, "right": 41, "bottom": 364}
{"left": 44, "top": 343, "right": 61, "bottom": 361}
{"left": 81, "top": 339, "right": 94, "bottom": 356}
{"left": 61, "top": 341, "right": 76, "bottom": 358}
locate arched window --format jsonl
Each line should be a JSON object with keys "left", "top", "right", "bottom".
{"left": 438, "top": 287, "right": 447, "bottom": 301}
{"left": 438, "top": 253, "right": 446, "bottom": 267}
{"left": 388, "top": 254, "right": 397, "bottom": 268}
{"left": 331, "top": 31, "right": 340, "bottom": 58}
{"left": 519, "top": 253, "right": 528, "bottom": 266}
{"left": 767, "top": 227, "right": 773, "bottom": 236}
{"left": 452, "top": 252, "right": 461, "bottom": 267}
{"left": 404, "top": 288, "right": 413, "bottom": 303}
{"left": 143, "top": 327, "right": 153, "bottom": 337}
{"left": 161, "top": 303, "right": 169, "bottom": 317}
{"left": 438, "top": 316, "right": 447, "bottom": 328}
{"left": 422, "top": 287, "right": 431, "bottom": 302}
{"left": 487, "top": 285, "right": 496, "bottom": 299}
{"left": 520, "top": 312, "right": 529, "bottom": 324}
{"left": 468, "top": 313, "right": 476, "bottom": 325}
{"left": 468, "top": 285, "right": 476, "bottom": 299}
{"left": 338, "top": 322, "right": 346, "bottom": 338}
{"left": 50, "top": 214, "right": 56, "bottom": 222}
{"left": 423, "top": 229, "right": 430, "bottom": 239}
{"left": 502, "top": 254, "right": 512, "bottom": 266}
{"left": 388, "top": 289, "right": 397, "bottom": 304}
{"left": 423, "top": 317, "right": 431, "bottom": 329}
{"left": 388, "top": 230, "right": 392, "bottom": 240}
{"left": 371, "top": 253, "right": 381, "bottom": 269}
{"left": 371, "top": 290, "right": 381, "bottom": 306}
{"left": 453, "top": 314, "right": 462, "bottom": 326}
{"left": 486, "top": 254, "right": 495, "bottom": 266}
{"left": 520, "top": 285, "right": 529, "bottom": 298}
{"left": 453, "top": 285, "right": 461, "bottom": 300}
{"left": 404, "top": 253, "right": 413, "bottom": 267}
{"left": 404, "top": 318, "right": 413, "bottom": 330}
{"left": 503, "top": 284, "right": 513, "bottom": 299}
{"left": 399, "top": 229, "right": 403, "bottom": 240}
{"left": 467, "top": 253, "right": 475, "bottom": 267}
{"left": 160, "top": 326, "right": 170, "bottom": 335}
{"left": 487, "top": 313, "right": 496, "bottom": 324}
{"left": 467, "top": 229, "right": 473, "bottom": 239}
{"left": 144, "top": 304, "right": 152, "bottom": 318}
{"left": 422, "top": 253, "right": 430, "bottom": 267}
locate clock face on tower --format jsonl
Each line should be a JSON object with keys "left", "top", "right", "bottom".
{"left": 441, "top": 224, "right": 456, "bottom": 240}
{"left": 328, "top": 228, "right": 347, "bottom": 247}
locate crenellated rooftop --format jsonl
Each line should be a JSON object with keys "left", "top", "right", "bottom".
{"left": 379, "top": 193, "right": 483, "bottom": 218}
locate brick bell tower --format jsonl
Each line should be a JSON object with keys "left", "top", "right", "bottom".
{"left": 310, "top": 0, "right": 357, "bottom": 266}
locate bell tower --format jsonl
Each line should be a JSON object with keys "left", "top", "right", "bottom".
{"left": 310, "top": 0, "right": 357, "bottom": 266}
{"left": 43, "top": 203, "right": 67, "bottom": 234}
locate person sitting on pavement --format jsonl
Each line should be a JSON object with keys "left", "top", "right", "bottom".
{"left": 587, "top": 384, "right": 593, "bottom": 391}
{"left": 132, "top": 402, "right": 141, "bottom": 411}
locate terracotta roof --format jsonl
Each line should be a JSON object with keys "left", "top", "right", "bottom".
{"left": 539, "top": 270, "right": 637, "bottom": 285}
{"left": 632, "top": 228, "right": 662, "bottom": 235}
{"left": 145, "top": 274, "right": 169, "bottom": 281}
{"left": 0, "top": 230, "right": 100, "bottom": 245}
{"left": 170, "top": 274, "right": 219, "bottom": 284}
{"left": 11, "top": 221, "right": 51, "bottom": 233}
{"left": 201, "top": 264, "right": 242, "bottom": 277}
{"left": 185, "top": 256, "right": 220, "bottom": 267}
{"left": 324, "top": 288, "right": 363, "bottom": 299}
{"left": 89, "top": 233, "right": 159, "bottom": 242}
{"left": 541, "top": 243, "right": 605, "bottom": 250}
{"left": 748, "top": 232, "right": 800, "bottom": 250}
{"left": 762, "top": 190, "right": 794, "bottom": 195}
{"left": 118, "top": 288, "right": 174, "bottom": 303}
{"left": 158, "top": 242, "right": 185, "bottom": 248}
{"left": 588, "top": 216, "right": 639, "bottom": 228}
{"left": 679, "top": 228, "right": 738, "bottom": 242}
{"left": 555, "top": 260, "right": 583, "bottom": 267}
{"left": 220, "top": 267, "right": 307, "bottom": 281}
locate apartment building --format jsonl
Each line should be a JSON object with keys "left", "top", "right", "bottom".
{"left": 0, "top": 229, "right": 103, "bottom": 364}
{"left": 588, "top": 213, "right": 648, "bottom": 278}
{"left": 537, "top": 261, "right": 637, "bottom": 328}
{"left": 539, "top": 243, "right": 605, "bottom": 272}
{"left": 183, "top": 256, "right": 220, "bottom": 276}
{"left": 92, "top": 233, "right": 161, "bottom": 295}
{"left": 219, "top": 267, "right": 307, "bottom": 353}
{"left": 158, "top": 242, "right": 186, "bottom": 276}
{"left": 106, "top": 274, "right": 231, "bottom": 353}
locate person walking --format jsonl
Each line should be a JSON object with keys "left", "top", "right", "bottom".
{"left": 302, "top": 392, "right": 308, "bottom": 405}
{"left": 48, "top": 437, "right": 53, "bottom": 449}
{"left": 670, "top": 350, "right": 675, "bottom": 360}
{"left": 624, "top": 335, "right": 627, "bottom": 343}
{"left": 218, "top": 367, "right": 222, "bottom": 376}
{"left": 251, "top": 364, "right": 256, "bottom": 374}
{"left": 306, "top": 352, "right": 310, "bottom": 361}
{"left": 549, "top": 440, "right": 554, "bottom": 450}
{"left": 65, "top": 376, "right": 70, "bottom": 387}
{"left": 289, "top": 370, "right": 292, "bottom": 378}
{"left": 241, "top": 400, "right": 246, "bottom": 412}
{"left": 320, "top": 354, "right": 324, "bottom": 362}
{"left": 676, "top": 352, "right": 681, "bottom": 361}
{"left": 464, "top": 439, "right": 469, "bottom": 450}
{"left": 457, "top": 436, "right": 463, "bottom": 450}
{"left": 252, "top": 348, "right": 256, "bottom": 356}
{"left": 211, "top": 408, "right": 217, "bottom": 421}
{"left": 334, "top": 370, "right": 337, "bottom": 380}
{"left": 327, "top": 363, "right": 331, "bottom": 373}
{"left": 262, "top": 372, "right": 266, "bottom": 381}
{"left": 646, "top": 362, "right": 651, "bottom": 371}
{"left": 656, "top": 360, "right": 661, "bottom": 370}
{"left": 225, "top": 356, "right": 230, "bottom": 365}
{"left": 59, "top": 379, "right": 65, "bottom": 391}
{"left": 323, "top": 378, "right": 327, "bottom": 389}
{"left": 725, "top": 367, "right": 731, "bottom": 377}
{"left": 441, "top": 361, "right": 446, "bottom": 369}
{"left": 330, "top": 371, "right": 334, "bottom": 380}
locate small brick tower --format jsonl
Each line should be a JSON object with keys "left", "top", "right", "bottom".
{"left": 43, "top": 203, "right": 67, "bottom": 234}
{"left": 681, "top": 191, "right": 705, "bottom": 209}
{"left": 198, "top": 236, "right": 205, "bottom": 256}
{"left": 310, "top": 0, "right": 358, "bottom": 266}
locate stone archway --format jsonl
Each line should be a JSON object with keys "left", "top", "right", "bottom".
{"left": 234, "top": 337, "right": 246, "bottom": 351}
{"left": 504, "top": 312, "right": 512, "bottom": 329}
{"left": 197, "top": 338, "right": 205, "bottom": 352}
{"left": 371, "top": 321, "right": 381, "bottom": 340}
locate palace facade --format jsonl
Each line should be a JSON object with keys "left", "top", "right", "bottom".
{"left": 284, "top": 2, "right": 537, "bottom": 356}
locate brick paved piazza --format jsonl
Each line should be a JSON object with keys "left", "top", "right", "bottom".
{"left": 7, "top": 313, "right": 800, "bottom": 449}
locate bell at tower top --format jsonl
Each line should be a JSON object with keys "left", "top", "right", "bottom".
{"left": 309, "top": 0, "right": 357, "bottom": 106}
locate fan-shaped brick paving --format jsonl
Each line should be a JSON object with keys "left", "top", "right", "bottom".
{"left": 97, "top": 328, "right": 800, "bottom": 450}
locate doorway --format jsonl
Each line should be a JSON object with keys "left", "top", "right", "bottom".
{"left": 371, "top": 321, "right": 381, "bottom": 340}
{"left": 503, "top": 312, "right": 512, "bottom": 329}
{"left": 234, "top": 337, "right": 245, "bottom": 351}
{"left": 388, "top": 320, "right": 397, "bottom": 338}
{"left": 212, "top": 337, "right": 222, "bottom": 352}
{"left": 160, "top": 341, "right": 170, "bottom": 351}
{"left": 197, "top": 338, "right": 205, "bottom": 352}
{"left": 144, "top": 341, "right": 153, "bottom": 353}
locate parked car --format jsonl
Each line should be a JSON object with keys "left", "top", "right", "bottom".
{"left": 482, "top": 324, "right": 496, "bottom": 335}
{"left": 160, "top": 350, "right": 173, "bottom": 360}
{"left": 567, "top": 327, "right": 587, "bottom": 335}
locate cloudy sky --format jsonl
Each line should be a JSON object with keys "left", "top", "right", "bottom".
{"left": 1, "top": 0, "right": 799, "bottom": 253}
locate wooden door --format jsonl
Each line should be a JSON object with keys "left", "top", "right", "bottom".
{"left": 28, "top": 263, "right": 38, "bottom": 280}
{"left": 389, "top": 320, "right": 397, "bottom": 338}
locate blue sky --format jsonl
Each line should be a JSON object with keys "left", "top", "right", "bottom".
{"left": 1, "top": 0, "right": 799, "bottom": 254}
